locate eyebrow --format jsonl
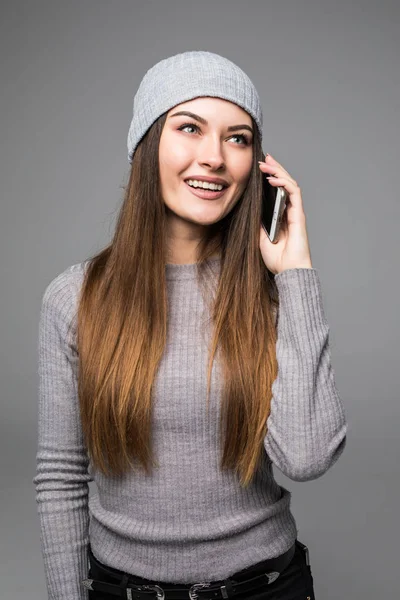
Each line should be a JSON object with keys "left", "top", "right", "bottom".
{"left": 169, "top": 110, "right": 254, "bottom": 135}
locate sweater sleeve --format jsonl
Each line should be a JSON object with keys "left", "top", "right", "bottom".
{"left": 32, "top": 269, "right": 92, "bottom": 600}
{"left": 264, "top": 268, "right": 347, "bottom": 481}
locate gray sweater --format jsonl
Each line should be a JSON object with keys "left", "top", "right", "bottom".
{"left": 33, "top": 259, "right": 347, "bottom": 599}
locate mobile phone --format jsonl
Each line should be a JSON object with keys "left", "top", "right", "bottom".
{"left": 261, "top": 169, "right": 288, "bottom": 244}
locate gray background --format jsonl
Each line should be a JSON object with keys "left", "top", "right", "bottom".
{"left": 1, "top": 1, "right": 399, "bottom": 598}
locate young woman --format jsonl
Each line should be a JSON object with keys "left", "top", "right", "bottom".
{"left": 33, "top": 50, "right": 347, "bottom": 600}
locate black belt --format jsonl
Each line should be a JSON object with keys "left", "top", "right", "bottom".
{"left": 82, "top": 541, "right": 297, "bottom": 599}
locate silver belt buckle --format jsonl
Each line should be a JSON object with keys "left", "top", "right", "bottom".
{"left": 188, "top": 581, "right": 212, "bottom": 599}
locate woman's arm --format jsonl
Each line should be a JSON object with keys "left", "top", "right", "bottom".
{"left": 33, "top": 266, "right": 92, "bottom": 600}
{"left": 264, "top": 267, "right": 347, "bottom": 481}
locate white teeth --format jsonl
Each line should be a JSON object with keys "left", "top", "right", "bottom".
{"left": 187, "top": 179, "right": 224, "bottom": 191}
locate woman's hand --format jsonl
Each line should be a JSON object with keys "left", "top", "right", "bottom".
{"left": 258, "top": 154, "right": 313, "bottom": 275}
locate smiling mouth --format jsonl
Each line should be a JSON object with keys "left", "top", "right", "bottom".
{"left": 184, "top": 181, "right": 230, "bottom": 200}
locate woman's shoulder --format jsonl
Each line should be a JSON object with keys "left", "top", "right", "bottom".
{"left": 40, "top": 260, "right": 90, "bottom": 329}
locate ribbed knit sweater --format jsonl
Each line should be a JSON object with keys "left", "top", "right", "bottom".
{"left": 33, "top": 258, "right": 347, "bottom": 600}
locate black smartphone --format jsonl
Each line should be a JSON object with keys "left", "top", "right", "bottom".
{"left": 261, "top": 169, "right": 288, "bottom": 244}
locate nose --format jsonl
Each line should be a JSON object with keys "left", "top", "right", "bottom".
{"left": 197, "top": 136, "right": 225, "bottom": 170}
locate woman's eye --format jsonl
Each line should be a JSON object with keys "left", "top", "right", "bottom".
{"left": 177, "top": 123, "right": 250, "bottom": 146}
{"left": 230, "top": 133, "right": 250, "bottom": 145}
{"left": 179, "top": 124, "right": 198, "bottom": 135}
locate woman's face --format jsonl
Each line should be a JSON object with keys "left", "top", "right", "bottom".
{"left": 159, "top": 96, "right": 254, "bottom": 244}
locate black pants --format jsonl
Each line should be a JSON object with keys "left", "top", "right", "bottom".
{"left": 87, "top": 539, "right": 316, "bottom": 599}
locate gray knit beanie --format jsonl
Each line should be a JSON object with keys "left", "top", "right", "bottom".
{"left": 127, "top": 50, "right": 263, "bottom": 164}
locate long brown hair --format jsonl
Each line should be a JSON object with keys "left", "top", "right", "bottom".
{"left": 76, "top": 111, "right": 279, "bottom": 487}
